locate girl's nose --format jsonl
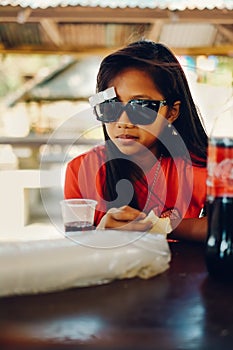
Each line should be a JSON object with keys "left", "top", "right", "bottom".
{"left": 116, "top": 110, "right": 134, "bottom": 128}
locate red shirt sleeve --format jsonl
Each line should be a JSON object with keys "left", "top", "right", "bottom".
{"left": 64, "top": 146, "right": 107, "bottom": 226}
{"left": 64, "top": 156, "right": 83, "bottom": 199}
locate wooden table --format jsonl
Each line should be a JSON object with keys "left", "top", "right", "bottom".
{"left": 0, "top": 241, "right": 232, "bottom": 350}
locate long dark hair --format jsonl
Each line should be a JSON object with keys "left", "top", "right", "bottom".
{"left": 96, "top": 40, "right": 208, "bottom": 210}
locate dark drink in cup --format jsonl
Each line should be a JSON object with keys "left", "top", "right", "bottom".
{"left": 60, "top": 199, "right": 97, "bottom": 235}
{"left": 65, "top": 221, "right": 94, "bottom": 232}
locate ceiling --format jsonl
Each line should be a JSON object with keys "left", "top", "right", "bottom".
{"left": 0, "top": 1, "right": 233, "bottom": 56}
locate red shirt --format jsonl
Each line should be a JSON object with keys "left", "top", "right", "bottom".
{"left": 64, "top": 144, "right": 207, "bottom": 226}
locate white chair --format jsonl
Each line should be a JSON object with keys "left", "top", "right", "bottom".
{"left": 0, "top": 169, "right": 61, "bottom": 235}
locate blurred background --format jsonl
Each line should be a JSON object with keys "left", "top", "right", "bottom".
{"left": 0, "top": 0, "right": 232, "bottom": 237}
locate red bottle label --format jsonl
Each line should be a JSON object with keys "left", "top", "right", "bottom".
{"left": 207, "top": 140, "right": 233, "bottom": 197}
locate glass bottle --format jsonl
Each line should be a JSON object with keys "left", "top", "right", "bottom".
{"left": 205, "top": 100, "right": 233, "bottom": 282}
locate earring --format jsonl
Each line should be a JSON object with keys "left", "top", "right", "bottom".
{"left": 167, "top": 122, "right": 177, "bottom": 135}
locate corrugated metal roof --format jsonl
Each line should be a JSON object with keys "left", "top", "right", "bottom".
{"left": 159, "top": 23, "right": 218, "bottom": 48}
{"left": 0, "top": 0, "right": 233, "bottom": 10}
{"left": 0, "top": 0, "right": 232, "bottom": 55}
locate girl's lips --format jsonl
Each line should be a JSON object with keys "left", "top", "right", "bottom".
{"left": 117, "top": 134, "right": 138, "bottom": 140}
{"left": 116, "top": 134, "right": 138, "bottom": 145}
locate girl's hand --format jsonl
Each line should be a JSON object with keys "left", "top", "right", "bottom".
{"left": 96, "top": 205, "right": 153, "bottom": 231}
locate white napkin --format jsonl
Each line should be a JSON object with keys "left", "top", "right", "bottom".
{"left": 0, "top": 230, "right": 171, "bottom": 297}
{"left": 146, "top": 210, "right": 172, "bottom": 235}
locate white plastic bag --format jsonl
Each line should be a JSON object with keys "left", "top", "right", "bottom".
{"left": 0, "top": 230, "right": 171, "bottom": 297}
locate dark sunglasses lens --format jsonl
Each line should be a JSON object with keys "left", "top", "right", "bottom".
{"left": 127, "top": 101, "right": 160, "bottom": 125}
{"left": 95, "top": 100, "right": 120, "bottom": 122}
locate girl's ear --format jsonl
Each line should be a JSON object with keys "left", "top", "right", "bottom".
{"left": 168, "top": 101, "right": 181, "bottom": 123}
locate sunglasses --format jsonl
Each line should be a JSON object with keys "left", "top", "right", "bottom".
{"left": 93, "top": 98, "right": 167, "bottom": 125}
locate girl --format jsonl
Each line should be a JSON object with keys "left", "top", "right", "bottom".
{"left": 64, "top": 40, "right": 208, "bottom": 241}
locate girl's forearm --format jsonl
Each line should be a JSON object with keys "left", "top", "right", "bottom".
{"left": 169, "top": 217, "right": 207, "bottom": 242}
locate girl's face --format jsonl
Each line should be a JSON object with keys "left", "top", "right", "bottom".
{"left": 104, "top": 68, "right": 176, "bottom": 160}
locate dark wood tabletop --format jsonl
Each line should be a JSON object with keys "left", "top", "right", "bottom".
{"left": 0, "top": 241, "right": 232, "bottom": 350}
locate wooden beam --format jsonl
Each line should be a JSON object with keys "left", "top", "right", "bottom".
{"left": 0, "top": 6, "right": 233, "bottom": 24}
{"left": 147, "top": 20, "right": 164, "bottom": 41}
{"left": 16, "top": 8, "right": 31, "bottom": 24}
{"left": 173, "top": 45, "right": 233, "bottom": 56}
{"left": 0, "top": 44, "right": 232, "bottom": 57}
{"left": 0, "top": 45, "right": 115, "bottom": 56}
{"left": 217, "top": 24, "right": 233, "bottom": 43}
{"left": 40, "top": 19, "right": 63, "bottom": 47}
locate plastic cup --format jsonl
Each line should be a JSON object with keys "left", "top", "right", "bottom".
{"left": 60, "top": 199, "right": 97, "bottom": 232}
